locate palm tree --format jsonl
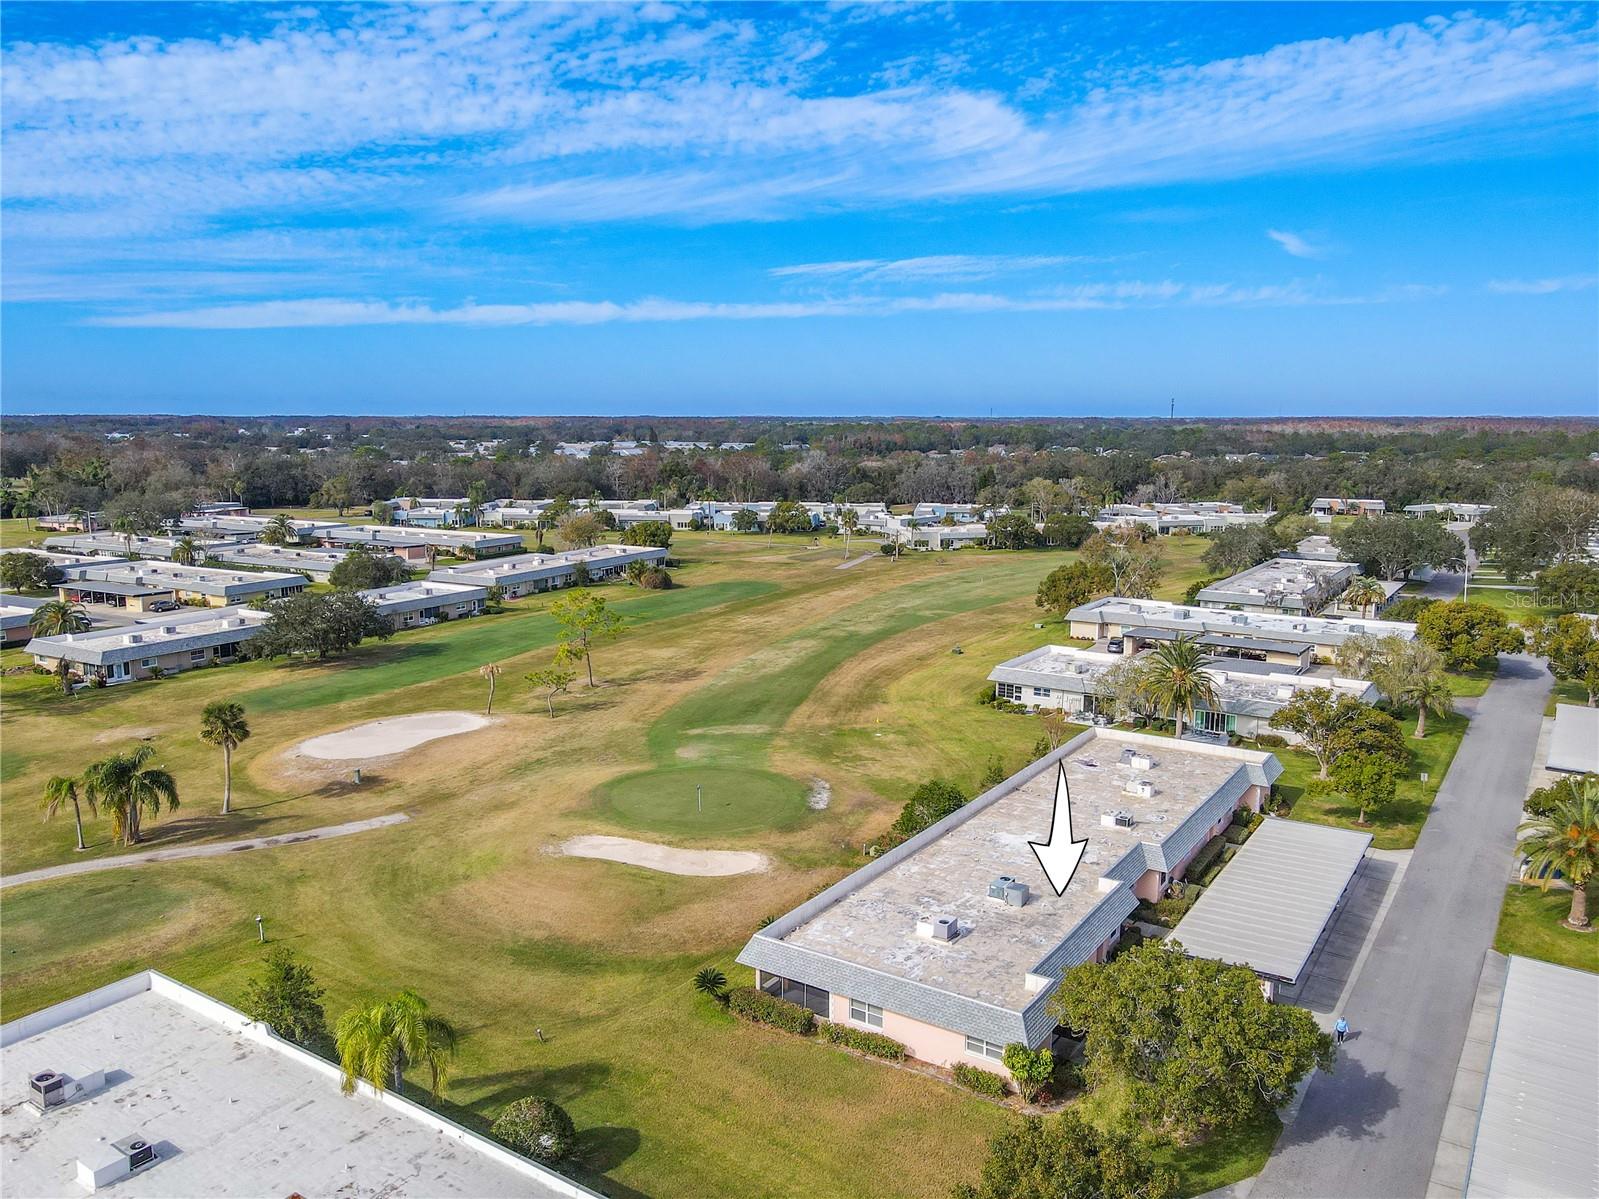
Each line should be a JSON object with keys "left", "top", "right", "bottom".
{"left": 1344, "top": 576, "right": 1386, "bottom": 618}
{"left": 172, "top": 536, "right": 203, "bottom": 566}
{"left": 112, "top": 513, "right": 140, "bottom": 558}
{"left": 479, "top": 663, "right": 503, "bottom": 715}
{"left": 1516, "top": 780, "right": 1598, "bottom": 931}
{"left": 839, "top": 505, "right": 860, "bottom": 558}
{"left": 1394, "top": 672, "right": 1455, "bottom": 738}
{"left": 42, "top": 774, "right": 96, "bottom": 852}
{"left": 692, "top": 967, "right": 728, "bottom": 1002}
{"left": 199, "top": 700, "right": 251, "bottom": 815}
{"left": 1140, "top": 635, "right": 1218, "bottom": 740}
{"left": 82, "top": 745, "right": 180, "bottom": 845}
{"left": 335, "top": 989, "right": 458, "bottom": 1098}
{"left": 29, "top": 599, "right": 91, "bottom": 694}
{"left": 260, "top": 513, "right": 296, "bottom": 546}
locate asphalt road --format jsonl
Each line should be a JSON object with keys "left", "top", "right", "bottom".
{"left": 1253, "top": 654, "right": 1552, "bottom": 1199}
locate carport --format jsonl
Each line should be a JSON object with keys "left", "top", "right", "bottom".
{"left": 1170, "top": 817, "right": 1372, "bottom": 999}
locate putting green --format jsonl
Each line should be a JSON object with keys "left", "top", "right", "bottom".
{"left": 599, "top": 766, "right": 810, "bottom": 836}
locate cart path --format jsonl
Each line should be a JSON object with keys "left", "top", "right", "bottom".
{"left": 1, "top": 813, "right": 410, "bottom": 890}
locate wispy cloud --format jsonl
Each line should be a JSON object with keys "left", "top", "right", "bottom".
{"left": 1267, "top": 229, "right": 1329, "bottom": 260}
{"left": 768, "top": 255, "right": 1102, "bottom": 283}
{"left": 85, "top": 277, "right": 1445, "bottom": 329}
{"left": 1485, "top": 274, "right": 1598, "bottom": 294}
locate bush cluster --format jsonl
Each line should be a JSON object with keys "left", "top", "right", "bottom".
{"left": 1252, "top": 732, "right": 1287, "bottom": 748}
{"left": 1184, "top": 836, "right": 1229, "bottom": 882}
{"left": 726, "top": 987, "right": 816, "bottom": 1035}
{"left": 819, "top": 1022, "right": 907, "bottom": 1060}
{"left": 953, "top": 1063, "right": 1010, "bottom": 1098}
{"left": 491, "top": 1097, "right": 577, "bottom": 1163}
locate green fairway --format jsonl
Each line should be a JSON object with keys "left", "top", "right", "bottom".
{"left": 600, "top": 765, "right": 810, "bottom": 835}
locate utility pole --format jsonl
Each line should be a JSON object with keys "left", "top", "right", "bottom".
{"left": 1169, "top": 397, "right": 1175, "bottom": 420}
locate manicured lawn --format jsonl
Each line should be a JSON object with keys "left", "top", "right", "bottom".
{"left": 1446, "top": 662, "right": 1498, "bottom": 699}
{"left": 0, "top": 532, "right": 1283, "bottom": 1198}
{"left": 1546, "top": 679, "right": 1590, "bottom": 716}
{"left": 1269, "top": 710, "right": 1470, "bottom": 850}
{"left": 1492, "top": 884, "right": 1599, "bottom": 974}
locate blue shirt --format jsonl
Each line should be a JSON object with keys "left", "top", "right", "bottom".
{"left": 1335, "top": 1019, "right": 1349, "bottom": 1033}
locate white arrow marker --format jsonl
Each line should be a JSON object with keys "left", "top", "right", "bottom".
{"left": 1029, "top": 763, "right": 1088, "bottom": 897}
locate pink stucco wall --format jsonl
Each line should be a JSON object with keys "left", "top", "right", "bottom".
{"left": 828, "top": 994, "right": 977, "bottom": 1069}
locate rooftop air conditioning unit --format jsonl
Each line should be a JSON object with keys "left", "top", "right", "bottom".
{"left": 1128, "top": 752, "right": 1154, "bottom": 771}
{"left": 1232, "top": 613, "right": 1249, "bottom": 624}
{"left": 1101, "top": 809, "right": 1136, "bottom": 829}
{"left": 78, "top": 1135, "right": 158, "bottom": 1192}
{"left": 1002, "top": 881, "right": 1030, "bottom": 908}
{"left": 988, "top": 875, "right": 1017, "bottom": 900}
{"left": 29, "top": 1068, "right": 105, "bottom": 1113}
{"left": 916, "top": 916, "right": 959, "bottom": 941}
{"left": 1123, "top": 778, "right": 1156, "bottom": 800}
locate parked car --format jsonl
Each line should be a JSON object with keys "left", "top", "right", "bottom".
{"left": 147, "top": 599, "right": 180, "bottom": 612}
{"left": 1106, "top": 637, "right": 1125, "bottom": 654}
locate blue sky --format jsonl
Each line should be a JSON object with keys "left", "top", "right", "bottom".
{"left": 2, "top": 2, "right": 1595, "bottom": 417}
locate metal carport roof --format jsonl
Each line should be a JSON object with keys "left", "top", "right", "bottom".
{"left": 1464, "top": 955, "right": 1599, "bottom": 1198}
{"left": 1170, "top": 817, "right": 1371, "bottom": 983}
{"left": 1546, "top": 703, "right": 1599, "bottom": 774}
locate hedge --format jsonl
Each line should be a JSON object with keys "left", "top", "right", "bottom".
{"left": 819, "top": 1022, "right": 907, "bottom": 1061}
{"left": 727, "top": 987, "right": 816, "bottom": 1035}
{"left": 1184, "top": 836, "right": 1229, "bottom": 882}
{"left": 1195, "top": 845, "right": 1235, "bottom": 888}
{"left": 953, "top": 1063, "right": 1010, "bottom": 1098}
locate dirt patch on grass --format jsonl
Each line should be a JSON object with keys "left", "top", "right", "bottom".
{"left": 807, "top": 778, "right": 832, "bottom": 809}
{"left": 560, "top": 835, "right": 768, "bottom": 876}
{"left": 93, "top": 725, "right": 162, "bottom": 743}
{"left": 294, "top": 711, "right": 494, "bottom": 761}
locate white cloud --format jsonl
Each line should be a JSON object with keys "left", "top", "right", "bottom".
{"left": 1266, "top": 229, "right": 1327, "bottom": 260}
{"left": 768, "top": 255, "right": 1098, "bottom": 283}
{"left": 85, "top": 277, "right": 1443, "bottom": 328}
{"left": 1485, "top": 274, "right": 1598, "bottom": 294}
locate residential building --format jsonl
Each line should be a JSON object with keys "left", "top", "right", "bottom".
{"left": 1286, "top": 535, "right": 1343, "bottom": 561}
{"left": 1195, "top": 557, "right": 1360, "bottom": 616}
{"left": 0, "top": 970, "right": 597, "bottom": 1198}
{"left": 1064, "top": 597, "right": 1417, "bottom": 661}
{"left": 1095, "top": 502, "right": 1273, "bottom": 535}
{"left": 739, "top": 730, "right": 1280, "bottom": 1069}
{"left": 176, "top": 514, "right": 345, "bottom": 544}
{"left": 1311, "top": 498, "right": 1387, "bottom": 520}
{"left": 58, "top": 562, "right": 307, "bottom": 608}
{"left": 43, "top": 533, "right": 223, "bottom": 562}
{"left": 427, "top": 544, "right": 668, "bottom": 597}
{"left": 891, "top": 520, "right": 990, "bottom": 550}
{"left": 33, "top": 511, "right": 105, "bottom": 532}
{"left": 988, "top": 644, "right": 1376, "bottom": 740}
{"left": 359, "top": 580, "right": 488, "bottom": 629}
{"left": 1, "top": 594, "right": 53, "bottom": 646}
{"left": 1403, "top": 502, "right": 1495, "bottom": 523}
{"left": 28, "top": 607, "right": 269, "bottom": 684}
{"left": 189, "top": 500, "right": 251, "bottom": 517}
{"left": 210, "top": 543, "right": 352, "bottom": 581}
{"left": 1545, "top": 703, "right": 1599, "bottom": 775}
{"left": 1, "top": 548, "right": 126, "bottom": 573}
{"left": 322, "top": 525, "right": 523, "bottom": 559}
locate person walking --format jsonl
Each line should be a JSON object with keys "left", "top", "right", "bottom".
{"left": 1334, "top": 1016, "right": 1349, "bottom": 1045}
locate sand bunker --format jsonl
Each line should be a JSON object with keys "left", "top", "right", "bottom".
{"left": 560, "top": 835, "right": 768, "bottom": 877}
{"left": 296, "top": 711, "right": 493, "bottom": 761}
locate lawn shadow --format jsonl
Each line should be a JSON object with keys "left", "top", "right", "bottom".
{"left": 451, "top": 1060, "right": 613, "bottom": 1110}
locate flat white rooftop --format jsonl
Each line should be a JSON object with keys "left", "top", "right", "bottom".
{"left": 1546, "top": 703, "right": 1599, "bottom": 774}
{"left": 1464, "top": 955, "right": 1599, "bottom": 1199}
{"left": 0, "top": 972, "right": 595, "bottom": 1199}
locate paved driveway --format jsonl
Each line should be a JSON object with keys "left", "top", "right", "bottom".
{"left": 1253, "top": 655, "right": 1552, "bottom": 1199}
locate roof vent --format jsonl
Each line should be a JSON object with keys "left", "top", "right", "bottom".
{"left": 1102, "top": 809, "right": 1137, "bottom": 829}
{"left": 916, "top": 916, "right": 959, "bottom": 941}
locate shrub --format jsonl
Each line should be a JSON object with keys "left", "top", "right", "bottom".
{"left": 637, "top": 565, "right": 672, "bottom": 589}
{"left": 976, "top": 682, "right": 998, "bottom": 706}
{"left": 953, "top": 1063, "right": 1010, "bottom": 1098}
{"left": 491, "top": 1096, "right": 576, "bottom": 1163}
{"left": 819, "top": 1022, "right": 907, "bottom": 1061}
{"left": 1184, "top": 836, "right": 1229, "bottom": 881}
{"left": 1195, "top": 846, "right": 1235, "bottom": 888}
{"left": 1002, "top": 1043, "right": 1055, "bottom": 1103}
{"left": 891, "top": 779, "right": 969, "bottom": 839}
{"left": 1253, "top": 732, "right": 1287, "bottom": 748}
{"left": 726, "top": 986, "right": 815, "bottom": 1035}
{"left": 1223, "top": 823, "right": 1252, "bottom": 846}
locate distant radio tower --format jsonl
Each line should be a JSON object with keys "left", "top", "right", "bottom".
{"left": 1169, "top": 397, "right": 1175, "bottom": 420}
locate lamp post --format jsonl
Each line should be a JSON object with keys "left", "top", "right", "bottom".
{"left": 696, "top": 784, "right": 703, "bottom": 814}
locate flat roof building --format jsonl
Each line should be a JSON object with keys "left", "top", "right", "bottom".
{"left": 1, "top": 594, "right": 53, "bottom": 646}
{"left": 1095, "top": 502, "right": 1273, "bottom": 534}
{"left": 739, "top": 729, "right": 1280, "bottom": 1068}
{"left": 0, "top": 971, "right": 596, "bottom": 1198}
{"left": 323, "top": 525, "right": 524, "bottom": 559}
{"left": 1169, "top": 818, "right": 1372, "bottom": 998}
{"left": 43, "top": 534, "right": 223, "bottom": 562}
{"left": 1, "top": 548, "right": 126, "bottom": 573}
{"left": 1546, "top": 703, "right": 1599, "bottom": 775}
{"left": 1311, "top": 498, "right": 1387, "bottom": 519}
{"left": 429, "top": 545, "right": 667, "bottom": 596}
{"left": 28, "top": 607, "right": 269, "bottom": 685}
{"left": 359, "top": 580, "right": 488, "bottom": 629}
{"left": 176, "top": 515, "right": 345, "bottom": 544}
{"left": 988, "top": 644, "right": 1375, "bottom": 741}
{"left": 1066, "top": 596, "right": 1417, "bottom": 660}
{"left": 1462, "top": 956, "right": 1599, "bottom": 1198}
{"left": 1195, "top": 557, "right": 1359, "bottom": 616}
{"left": 208, "top": 542, "right": 352, "bottom": 580}
{"left": 59, "top": 562, "right": 307, "bottom": 608}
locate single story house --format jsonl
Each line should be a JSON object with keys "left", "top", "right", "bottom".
{"left": 58, "top": 562, "right": 307, "bottom": 608}
{"left": 1311, "top": 498, "right": 1387, "bottom": 520}
{"left": 44, "top": 533, "right": 222, "bottom": 562}
{"left": 1095, "top": 502, "right": 1273, "bottom": 535}
{"left": 321, "top": 525, "right": 523, "bottom": 559}
{"left": 988, "top": 644, "right": 1375, "bottom": 741}
{"left": 1, "top": 548, "right": 126, "bottom": 574}
{"left": 176, "top": 515, "right": 345, "bottom": 544}
{"left": 739, "top": 730, "right": 1280, "bottom": 1070}
{"left": 1169, "top": 818, "right": 1372, "bottom": 999}
{"left": 892, "top": 521, "right": 991, "bottom": 550}
{"left": 358, "top": 580, "right": 488, "bottom": 629}
{"left": 427, "top": 544, "right": 668, "bottom": 597}
{"left": 1, "top": 594, "right": 54, "bottom": 646}
{"left": 1065, "top": 597, "right": 1417, "bottom": 662}
{"left": 1403, "top": 502, "right": 1494, "bottom": 523}
{"left": 33, "top": 511, "right": 105, "bottom": 532}
{"left": 189, "top": 500, "right": 251, "bottom": 517}
{"left": 28, "top": 607, "right": 270, "bottom": 684}
{"left": 210, "top": 543, "right": 353, "bottom": 581}
{"left": 1195, "top": 557, "right": 1360, "bottom": 616}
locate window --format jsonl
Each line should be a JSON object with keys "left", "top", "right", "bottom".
{"left": 760, "top": 973, "right": 830, "bottom": 1017}
{"left": 141, "top": 657, "right": 157, "bottom": 669}
{"left": 995, "top": 682, "right": 1023, "bottom": 702}
{"left": 965, "top": 1035, "right": 1006, "bottom": 1062}
{"left": 849, "top": 999, "right": 884, "bottom": 1028}
{"left": 1032, "top": 686, "right": 1052, "bottom": 697}
{"left": 190, "top": 650, "right": 207, "bottom": 663}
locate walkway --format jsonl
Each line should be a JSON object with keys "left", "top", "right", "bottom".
{"left": 1, "top": 812, "right": 410, "bottom": 890}
{"left": 1253, "top": 654, "right": 1552, "bottom": 1199}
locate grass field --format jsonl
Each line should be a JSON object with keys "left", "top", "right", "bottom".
{"left": 1492, "top": 884, "right": 1599, "bottom": 973}
{"left": 1, "top": 529, "right": 1241, "bottom": 1198}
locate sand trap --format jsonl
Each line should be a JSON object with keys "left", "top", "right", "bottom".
{"left": 806, "top": 778, "right": 832, "bottom": 810}
{"left": 296, "top": 711, "right": 493, "bottom": 761}
{"left": 560, "top": 835, "right": 768, "bottom": 877}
